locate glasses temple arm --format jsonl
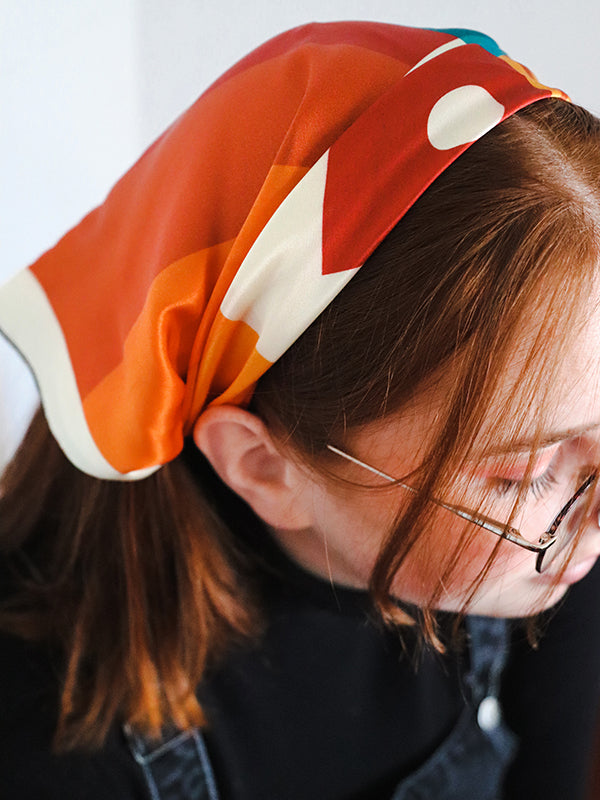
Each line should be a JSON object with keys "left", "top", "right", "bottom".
{"left": 325, "top": 444, "right": 550, "bottom": 553}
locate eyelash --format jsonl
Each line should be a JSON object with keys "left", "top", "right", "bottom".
{"left": 492, "top": 466, "right": 558, "bottom": 501}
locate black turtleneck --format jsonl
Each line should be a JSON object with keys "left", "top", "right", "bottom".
{"left": 1, "top": 488, "right": 600, "bottom": 799}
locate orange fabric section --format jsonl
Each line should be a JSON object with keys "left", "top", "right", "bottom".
{"left": 187, "top": 311, "right": 273, "bottom": 434}
{"left": 82, "top": 161, "right": 306, "bottom": 472}
{"left": 499, "top": 55, "right": 570, "bottom": 100}
{"left": 82, "top": 242, "right": 233, "bottom": 472}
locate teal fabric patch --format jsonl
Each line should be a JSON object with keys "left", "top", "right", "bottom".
{"left": 431, "top": 28, "right": 506, "bottom": 57}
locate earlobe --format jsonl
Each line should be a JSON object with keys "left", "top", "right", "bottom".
{"left": 192, "top": 406, "right": 314, "bottom": 529}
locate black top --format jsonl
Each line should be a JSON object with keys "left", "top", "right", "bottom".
{"left": 2, "top": 519, "right": 600, "bottom": 800}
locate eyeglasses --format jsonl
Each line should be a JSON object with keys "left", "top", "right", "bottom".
{"left": 326, "top": 444, "right": 597, "bottom": 574}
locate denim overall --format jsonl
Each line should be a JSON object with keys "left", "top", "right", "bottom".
{"left": 124, "top": 616, "right": 517, "bottom": 800}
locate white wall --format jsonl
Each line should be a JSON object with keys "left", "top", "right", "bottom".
{"left": 137, "top": 0, "right": 600, "bottom": 143}
{"left": 0, "top": 0, "right": 141, "bottom": 460}
{"left": 1, "top": 0, "right": 598, "bottom": 463}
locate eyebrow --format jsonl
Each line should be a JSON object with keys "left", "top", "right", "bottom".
{"left": 481, "top": 421, "right": 600, "bottom": 458}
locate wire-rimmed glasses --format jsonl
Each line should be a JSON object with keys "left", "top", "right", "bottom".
{"left": 326, "top": 444, "right": 597, "bottom": 574}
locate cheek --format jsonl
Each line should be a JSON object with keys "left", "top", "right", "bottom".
{"left": 384, "top": 512, "right": 468, "bottom": 604}
{"left": 442, "top": 527, "right": 528, "bottom": 590}
{"left": 341, "top": 489, "right": 404, "bottom": 563}
{"left": 388, "top": 510, "right": 533, "bottom": 607}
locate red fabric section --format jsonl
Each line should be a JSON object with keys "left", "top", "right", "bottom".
{"left": 322, "top": 44, "right": 552, "bottom": 276}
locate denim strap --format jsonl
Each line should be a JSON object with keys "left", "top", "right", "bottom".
{"left": 391, "top": 616, "right": 517, "bottom": 800}
{"left": 464, "top": 616, "right": 511, "bottom": 705}
{"left": 123, "top": 724, "right": 220, "bottom": 800}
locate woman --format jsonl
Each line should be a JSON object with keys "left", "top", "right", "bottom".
{"left": 1, "top": 21, "right": 600, "bottom": 799}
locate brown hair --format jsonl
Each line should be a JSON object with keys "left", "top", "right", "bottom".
{"left": 1, "top": 98, "right": 600, "bottom": 750}
{"left": 255, "top": 98, "right": 600, "bottom": 628}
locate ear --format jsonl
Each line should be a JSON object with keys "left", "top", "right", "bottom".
{"left": 192, "top": 406, "right": 315, "bottom": 530}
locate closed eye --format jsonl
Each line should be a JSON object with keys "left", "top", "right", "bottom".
{"left": 490, "top": 466, "right": 558, "bottom": 501}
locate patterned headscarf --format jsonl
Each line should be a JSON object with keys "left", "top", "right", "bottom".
{"left": 0, "top": 22, "right": 567, "bottom": 479}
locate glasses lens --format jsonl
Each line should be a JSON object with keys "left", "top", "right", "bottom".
{"left": 536, "top": 476, "right": 596, "bottom": 573}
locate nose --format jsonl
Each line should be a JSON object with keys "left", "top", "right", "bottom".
{"left": 583, "top": 479, "right": 600, "bottom": 542}
{"left": 584, "top": 477, "right": 600, "bottom": 528}
{"left": 589, "top": 474, "right": 600, "bottom": 529}
{"left": 584, "top": 476, "right": 600, "bottom": 531}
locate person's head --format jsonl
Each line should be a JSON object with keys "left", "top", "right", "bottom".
{"left": 2, "top": 22, "right": 600, "bottom": 747}
{"left": 195, "top": 98, "right": 600, "bottom": 623}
